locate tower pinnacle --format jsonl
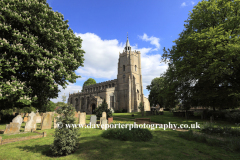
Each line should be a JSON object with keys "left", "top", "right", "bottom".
{"left": 125, "top": 33, "right": 131, "bottom": 51}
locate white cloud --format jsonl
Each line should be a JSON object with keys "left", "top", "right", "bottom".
{"left": 191, "top": 1, "right": 195, "bottom": 5}
{"left": 181, "top": 2, "right": 187, "bottom": 7}
{"left": 51, "top": 32, "right": 168, "bottom": 102}
{"left": 138, "top": 33, "right": 160, "bottom": 51}
{"left": 50, "top": 82, "right": 82, "bottom": 103}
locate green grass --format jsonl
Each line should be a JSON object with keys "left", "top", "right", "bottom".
{"left": 112, "top": 111, "right": 239, "bottom": 128}
{"left": 0, "top": 112, "right": 239, "bottom": 159}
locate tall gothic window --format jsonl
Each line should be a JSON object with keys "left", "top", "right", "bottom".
{"left": 137, "top": 90, "right": 139, "bottom": 100}
{"left": 110, "top": 96, "right": 114, "bottom": 108}
{"left": 123, "top": 65, "right": 125, "bottom": 71}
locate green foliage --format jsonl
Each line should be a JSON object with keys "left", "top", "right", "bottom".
{"left": 161, "top": 0, "right": 240, "bottom": 110}
{"left": 0, "top": 109, "right": 14, "bottom": 123}
{"left": 179, "top": 130, "right": 240, "bottom": 152}
{"left": 138, "top": 102, "right": 144, "bottom": 113}
{"left": 55, "top": 101, "right": 66, "bottom": 107}
{"left": 102, "top": 126, "right": 153, "bottom": 142}
{"left": 22, "top": 106, "right": 36, "bottom": 113}
{"left": 201, "top": 123, "right": 240, "bottom": 137}
{"left": 0, "top": 0, "right": 85, "bottom": 110}
{"left": 95, "top": 99, "right": 112, "bottom": 119}
{"left": 225, "top": 111, "right": 240, "bottom": 123}
{"left": 51, "top": 103, "right": 80, "bottom": 156}
{"left": 41, "top": 101, "right": 56, "bottom": 112}
{"left": 82, "top": 78, "right": 96, "bottom": 92}
{"left": 61, "top": 93, "right": 67, "bottom": 103}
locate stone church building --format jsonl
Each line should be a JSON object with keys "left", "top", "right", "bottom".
{"left": 68, "top": 36, "right": 150, "bottom": 113}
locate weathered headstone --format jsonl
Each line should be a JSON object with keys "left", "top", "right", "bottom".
{"left": 90, "top": 115, "right": 97, "bottom": 125}
{"left": 54, "top": 116, "right": 59, "bottom": 129}
{"left": 23, "top": 117, "right": 28, "bottom": 123}
{"left": 4, "top": 122, "right": 21, "bottom": 134}
{"left": 12, "top": 115, "right": 23, "bottom": 125}
{"left": 36, "top": 112, "right": 40, "bottom": 116}
{"left": 41, "top": 112, "right": 52, "bottom": 130}
{"left": 101, "top": 119, "right": 108, "bottom": 130}
{"left": 108, "top": 117, "right": 113, "bottom": 124}
{"left": 36, "top": 116, "right": 42, "bottom": 123}
{"left": 102, "top": 112, "right": 107, "bottom": 120}
{"left": 24, "top": 111, "right": 37, "bottom": 132}
{"left": 79, "top": 112, "right": 86, "bottom": 125}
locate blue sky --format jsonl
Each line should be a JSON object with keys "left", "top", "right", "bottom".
{"left": 48, "top": 0, "right": 203, "bottom": 103}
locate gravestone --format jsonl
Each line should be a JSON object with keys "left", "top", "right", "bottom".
{"left": 4, "top": 123, "right": 21, "bottom": 134}
{"left": 108, "top": 117, "right": 113, "bottom": 124}
{"left": 12, "top": 115, "right": 23, "bottom": 125}
{"left": 41, "top": 112, "right": 52, "bottom": 130}
{"left": 102, "top": 112, "right": 107, "bottom": 120}
{"left": 101, "top": 119, "right": 108, "bottom": 130}
{"left": 24, "top": 111, "right": 37, "bottom": 132}
{"left": 36, "top": 112, "right": 40, "bottom": 116}
{"left": 54, "top": 116, "right": 58, "bottom": 129}
{"left": 23, "top": 117, "right": 28, "bottom": 123}
{"left": 79, "top": 113, "right": 86, "bottom": 125}
{"left": 36, "top": 116, "right": 42, "bottom": 123}
{"left": 25, "top": 113, "right": 29, "bottom": 117}
{"left": 90, "top": 115, "right": 97, "bottom": 125}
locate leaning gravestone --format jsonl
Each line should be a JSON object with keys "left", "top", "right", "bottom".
{"left": 102, "top": 112, "right": 107, "bottom": 120}
{"left": 4, "top": 122, "right": 21, "bottom": 134}
{"left": 41, "top": 112, "right": 52, "bottom": 130}
{"left": 101, "top": 119, "right": 108, "bottom": 130}
{"left": 90, "top": 115, "right": 97, "bottom": 125}
{"left": 79, "top": 113, "right": 86, "bottom": 125}
{"left": 24, "top": 111, "right": 37, "bottom": 132}
{"left": 12, "top": 115, "right": 23, "bottom": 125}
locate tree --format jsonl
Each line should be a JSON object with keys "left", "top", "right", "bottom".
{"left": 95, "top": 99, "right": 112, "bottom": 119}
{"left": 147, "top": 65, "right": 179, "bottom": 110}
{"left": 62, "top": 93, "right": 67, "bottom": 103}
{"left": 161, "top": 0, "right": 240, "bottom": 110}
{"left": 41, "top": 100, "right": 56, "bottom": 112}
{"left": 51, "top": 103, "right": 80, "bottom": 156}
{"left": 55, "top": 101, "right": 66, "bottom": 107}
{"left": 81, "top": 78, "right": 96, "bottom": 92}
{"left": 0, "top": 0, "right": 85, "bottom": 110}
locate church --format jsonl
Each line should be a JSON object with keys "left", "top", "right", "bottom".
{"left": 68, "top": 36, "right": 151, "bottom": 113}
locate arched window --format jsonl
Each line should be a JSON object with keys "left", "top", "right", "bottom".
{"left": 135, "top": 65, "right": 137, "bottom": 71}
{"left": 123, "top": 65, "right": 125, "bottom": 71}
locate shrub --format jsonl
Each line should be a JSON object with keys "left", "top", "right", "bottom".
{"left": 95, "top": 99, "right": 112, "bottom": 119}
{"left": 201, "top": 122, "right": 240, "bottom": 137}
{"left": 101, "top": 126, "right": 153, "bottom": 142}
{"left": 225, "top": 111, "right": 240, "bottom": 123}
{"left": 0, "top": 109, "right": 15, "bottom": 123}
{"left": 50, "top": 103, "right": 80, "bottom": 156}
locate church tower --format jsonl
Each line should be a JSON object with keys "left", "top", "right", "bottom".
{"left": 116, "top": 34, "right": 144, "bottom": 112}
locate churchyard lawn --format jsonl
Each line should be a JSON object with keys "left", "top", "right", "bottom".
{"left": 0, "top": 113, "right": 239, "bottom": 160}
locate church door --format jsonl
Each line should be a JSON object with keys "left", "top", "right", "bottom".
{"left": 92, "top": 104, "right": 96, "bottom": 114}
